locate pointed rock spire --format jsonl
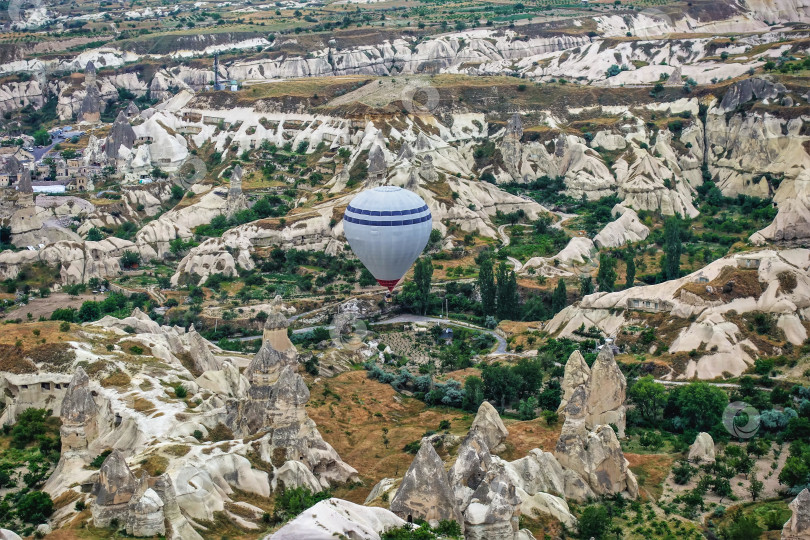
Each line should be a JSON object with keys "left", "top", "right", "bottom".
{"left": 469, "top": 401, "right": 508, "bottom": 452}
{"left": 60, "top": 366, "right": 96, "bottom": 425}
{"left": 390, "top": 442, "right": 463, "bottom": 528}
{"left": 586, "top": 346, "right": 627, "bottom": 437}
{"left": 558, "top": 350, "right": 591, "bottom": 413}
{"left": 105, "top": 111, "right": 136, "bottom": 159}
{"left": 94, "top": 449, "right": 137, "bottom": 506}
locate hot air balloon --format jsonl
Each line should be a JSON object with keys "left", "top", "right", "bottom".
{"left": 343, "top": 186, "right": 433, "bottom": 292}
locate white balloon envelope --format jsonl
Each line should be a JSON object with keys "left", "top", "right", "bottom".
{"left": 343, "top": 186, "right": 433, "bottom": 291}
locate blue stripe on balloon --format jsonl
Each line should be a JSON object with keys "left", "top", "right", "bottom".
{"left": 344, "top": 213, "right": 432, "bottom": 226}
{"left": 346, "top": 204, "right": 428, "bottom": 217}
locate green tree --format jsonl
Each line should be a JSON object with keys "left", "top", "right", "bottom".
{"left": 120, "top": 250, "right": 141, "bottom": 269}
{"left": 17, "top": 491, "right": 53, "bottom": 524}
{"left": 552, "top": 279, "right": 567, "bottom": 314}
{"left": 629, "top": 376, "right": 666, "bottom": 424}
{"left": 748, "top": 470, "right": 763, "bottom": 501}
{"left": 518, "top": 396, "right": 538, "bottom": 420}
{"left": 663, "top": 217, "right": 682, "bottom": 280}
{"left": 625, "top": 250, "right": 636, "bottom": 288}
{"left": 482, "top": 363, "right": 520, "bottom": 409}
{"left": 668, "top": 381, "right": 728, "bottom": 432}
{"left": 779, "top": 456, "right": 809, "bottom": 488}
{"left": 462, "top": 376, "right": 485, "bottom": 412}
{"left": 32, "top": 129, "right": 51, "bottom": 146}
{"left": 413, "top": 257, "right": 433, "bottom": 315}
{"left": 496, "top": 262, "right": 519, "bottom": 320}
{"left": 77, "top": 301, "right": 102, "bottom": 322}
{"left": 86, "top": 227, "right": 103, "bottom": 241}
{"left": 580, "top": 276, "right": 594, "bottom": 296}
{"left": 597, "top": 253, "right": 617, "bottom": 292}
{"left": 579, "top": 505, "right": 610, "bottom": 539}
{"left": 478, "top": 256, "right": 496, "bottom": 315}
{"left": 721, "top": 512, "right": 763, "bottom": 540}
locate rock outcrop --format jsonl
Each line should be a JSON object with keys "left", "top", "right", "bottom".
{"left": 586, "top": 347, "right": 627, "bottom": 438}
{"left": 717, "top": 78, "right": 786, "bottom": 113}
{"left": 555, "top": 385, "right": 637, "bottom": 499}
{"left": 60, "top": 367, "right": 101, "bottom": 453}
{"left": 469, "top": 401, "right": 509, "bottom": 453}
{"left": 558, "top": 350, "right": 590, "bottom": 413}
{"left": 687, "top": 432, "right": 716, "bottom": 464}
{"left": 556, "top": 347, "right": 626, "bottom": 437}
{"left": 92, "top": 450, "right": 138, "bottom": 527}
{"left": 225, "top": 300, "right": 358, "bottom": 490}
{"left": 783, "top": 488, "right": 810, "bottom": 540}
{"left": 449, "top": 433, "right": 522, "bottom": 539}
{"left": 390, "top": 442, "right": 464, "bottom": 528}
{"left": 126, "top": 474, "right": 165, "bottom": 537}
{"left": 188, "top": 324, "right": 222, "bottom": 374}
{"left": 266, "top": 498, "right": 406, "bottom": 540}
{"left": 225, "top": 164, "right": 249, "bottom": 218}
{"left": 593, "top": 204, "right": 650, "bottom": 249}
{"left": 77, "top": 84, "right": 101, "bottom": 123}
{"left": 106, "top": 111, "right": 137, "bottom": 160}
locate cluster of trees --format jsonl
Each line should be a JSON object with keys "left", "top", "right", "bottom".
{"left": 51, "top": 291, "right": 151, "bottom": 324}
{"left": 365, "top": 339, "right": 576, "bottom": 417}
{"left": 195, "top": 194, "right": 290, "bottom": 237}
{"left": 477, "top": 255, "right": 520, "bottom": 321}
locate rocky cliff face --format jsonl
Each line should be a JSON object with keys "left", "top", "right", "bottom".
{"left": 224, "top": 301, "right": 358, "bottom": 489}
{"left": 547, "top": 248, "right": 810, "bottom": 379}
{"left": 554, "top": 385, "right": 638, "bottom": 499}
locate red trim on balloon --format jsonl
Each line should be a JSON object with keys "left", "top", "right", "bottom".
{"left": 377, "top": 279, "right": 400, "bottom": 292}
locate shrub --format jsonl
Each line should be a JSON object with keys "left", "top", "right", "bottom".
{"left": 90, "top": 449, "right": 113, "bottom": 468}
{"left": 403, "top": 440, "right": 421, "bottom": 454}
{"left": 17, "top": 491, "right": 54, "bottom": 524}
{"left": 208, "top": 423, "right": 234, "bottom": 442}
{"left": 273, "top": 487, "right": 331, "bottom": 522}
{"left": 579, "top": 505, "right": 610, "bottom": 538}
{"left": 59, "top": 321, "right": 71, "bottom": 332}
{"left": 11, "top": 408, "right": 49, "bottom": 449}
{"left": 174, "top": 384, "right": 187, "bottom": 398}
{"left": 120, "top": 250, "right": 141, "bottom": 269}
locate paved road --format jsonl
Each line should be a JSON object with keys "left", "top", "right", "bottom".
{"left": 32, "top": 135, "right": 65, "bottom": 162}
